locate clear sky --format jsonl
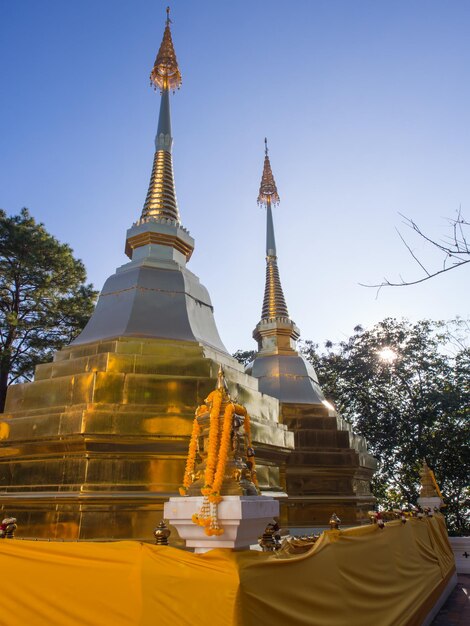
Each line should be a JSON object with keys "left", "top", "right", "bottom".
{"left": 2, "top": 0, "right": 470, "bottom": 353}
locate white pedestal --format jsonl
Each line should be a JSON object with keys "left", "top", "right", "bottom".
{"left": 417, "top": 496, "right": 443, "bottom": 510}
{"left": 164, "top": 495, "right": 279, "bottom": 553}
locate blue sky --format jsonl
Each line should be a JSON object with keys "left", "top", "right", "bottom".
{"left": 2, "top": 1, "right": 470, "bottom": 353}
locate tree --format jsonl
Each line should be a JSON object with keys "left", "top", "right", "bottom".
{"left": 0, "top": 209, "right": 98, "bottom": 412}
{"left": 301, "top": 318, "right": 469, "bottom": 534}
{"left": 232, "top": 349, "right": 256, "bottom": 367}
{"left": 364, "top": 210, "right": 470, "bottom": 290}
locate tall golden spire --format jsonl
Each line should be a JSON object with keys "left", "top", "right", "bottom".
{"left": 141, "top": 149, "right": 180, "bottom": 223}
{"left": 257, "top": 140, "right": 289, "bottom": 321}
{"left": 140, "top": 7, "right": 181, "bottom": 224}
{"left": 126, "top": 7, "right": 194, "bottom": 262}
{"left": 262, "top": 259, "right": 289, "bottom": 320}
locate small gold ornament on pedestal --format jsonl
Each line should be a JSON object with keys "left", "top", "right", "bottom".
{"left": 153, "top": 520, "right": 171, "bottom": 546}
{"left": 329, "top": 513, "right": 341, "bottom": 530}
{"left": 258, "top": 521, "right": 281, "bottom": 552}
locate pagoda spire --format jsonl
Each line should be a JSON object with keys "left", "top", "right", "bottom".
{"left": 125, "top": 7, "right": 194, "bottom": 263}
{"left": 253, "top": 140, "right": 299, "bottom": 356}
{"left": 141, "top": 6, "right": 182, "bottom": 224}
{"left": 257, "top": 139, "right": 289, "bottom": 321}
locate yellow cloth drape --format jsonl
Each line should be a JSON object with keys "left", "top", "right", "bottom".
{"left": 0, "top": 516, "right": 455, "bottom": 626}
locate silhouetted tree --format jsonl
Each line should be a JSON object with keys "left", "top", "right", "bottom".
{"left": 0, "top": 209, "right": 97, "bottom": 411}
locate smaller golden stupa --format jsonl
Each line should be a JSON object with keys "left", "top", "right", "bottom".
{"left": 419, "top": 460, "right": 442, "bottom": 499}
{"left": 249, "top": 141, "right": 377, "bottom": 530}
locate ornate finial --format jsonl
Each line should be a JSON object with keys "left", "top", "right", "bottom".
{"left": 150, "top": 8, "right": 182, "bottom": 91}
{"left": 216, "top": 364, "right": 230, "bottom": 396}
{"left": 153, "top": 520, "right": 171, "bottom": 545}
{"left": 257, "top": 139, "right": 280, "bottom": 207}
{"left": 258, "top": 521, "right": 281, "bottom": 552}
{"left": 329, "top": 512, "right": 341, "bottom": 530}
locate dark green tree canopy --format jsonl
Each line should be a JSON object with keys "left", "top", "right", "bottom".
{"left": 0, "top": 208, "right": 97, "bottom": 411}
{"left": 301, "top": 318, "right": 469, "bottom": 534}
{"left": 232, "top": 350, "right": 256, "bottom": 368}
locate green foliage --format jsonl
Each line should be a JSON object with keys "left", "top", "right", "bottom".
{"left": 0, "top": 209, "right": 98, "bottom": 411}
{"left": 302, "top": 318, "right": 470, "bottom": 535}
{"left": 233, "top": 349, "right": 256, "bottom": 367}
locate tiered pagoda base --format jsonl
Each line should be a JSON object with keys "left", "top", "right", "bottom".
{"left": 0, "top": 337, "right": 293, "bottom": 541}
{"left": 281, "top": 402, "right": 376, "bottom": 530}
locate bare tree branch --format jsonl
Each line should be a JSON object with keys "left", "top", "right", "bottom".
{"left": 396, "top": 228, "right": 430, "bottom": 276}
{"left": 362, "top": 210, "right": 470, "bottom": 288}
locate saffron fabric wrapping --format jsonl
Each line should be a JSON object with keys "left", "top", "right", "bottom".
{"left": 0, "top": 516, "right": 455, "bottom": 626}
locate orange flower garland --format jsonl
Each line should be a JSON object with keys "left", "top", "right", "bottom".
{"left": 210, "top": 403, "right": 235, "bottom": 502}
{"left": 196, "top": 404, "right": 207, "bottom": 417}
{"left": 203, "top": 390, "right": 222, "bottom": 491}
{"left": 234, "top": 404, "right": 259, "bottom": 488}
{"left": 179, "top": 415, "right": 201, "bottom": 496}
{"left": 191, "top": 389, "right": 224, "bottom": 534}
{"left": 198, "top": 403, "right": 234, "bottom": 536}
{"left": 181, "top": 380, "right": 260, "bottom": 537}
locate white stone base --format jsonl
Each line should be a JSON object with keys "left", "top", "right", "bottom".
{"left": 164, "top": 495, "right": 279, "bottom": 553}
{"left": 417, "top": 496, "right": 443, "bottom": 510}
{"left": 449, "top": 536, "right": 470, "bottom": 574}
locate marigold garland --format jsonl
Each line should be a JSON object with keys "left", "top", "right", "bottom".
{"left": 182, "top": 384, "right": 259, "bottom": 537}
{"left": 210, "top": 403, "right": 235, "bottom": 502}
{"left": 179, "top": 415, "right": 201, "bottom": 496}
{"left": 203, "top": 390, "right": 222, "bottom": 489}
{"left": 191, "top": 389, "right": 224, "bottom": 535}
{"left": 234, "top": 404, "right": 259, "bottom": 488}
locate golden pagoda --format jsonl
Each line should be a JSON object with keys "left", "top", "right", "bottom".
{"left": 419, "top": 460, "right": 443, "bottom": 500}
{"left": 248, "top": 141, "right": 377, "bottom": 530}
{"left": 0, "top": 11, "right": 293, "bottom": 541}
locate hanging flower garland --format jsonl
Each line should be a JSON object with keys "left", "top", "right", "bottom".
{"left": 181, "top": 384, "right": 259, "bottom": 537}
{"left": 210, "top": 403, "right": 235, "bottom": 502}
{"left": 203, "top": 389, "right": 222, "bottom": 492}
{"left": 191, "top": 389, "right": 224, "bottom": 535}
{"left": 198, "top": 402, "right": 235, "bottom": 536}
{"left": 234, "top": 403, "right": 259, "bottom": 488}
{"left": 179, "top": 415, "right": 201, "bottom": 496}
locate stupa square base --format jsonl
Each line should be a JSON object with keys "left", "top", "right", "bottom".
{"left": 0, "top": 337, "right": 292, "bottom": 540}
{"left": 164, "top": 495, "right": 279, "bottom": 552}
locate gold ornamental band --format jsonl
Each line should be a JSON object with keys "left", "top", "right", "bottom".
{"left": 125, "top": 231, "right": 194, "bottom": 260}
